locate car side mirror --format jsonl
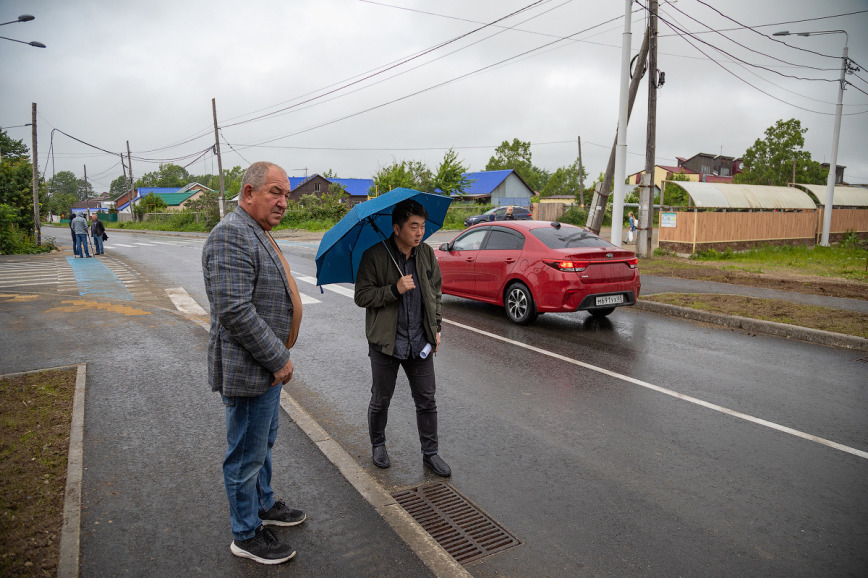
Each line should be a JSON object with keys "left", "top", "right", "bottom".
{"left": 439, "top": 242, "right": 451, "bottom": 252}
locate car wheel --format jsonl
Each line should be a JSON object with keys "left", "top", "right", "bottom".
{"left": 589, "top": 307, "right": 615, "bottom": 318}
{"left": 505, "top": 283, "right": 538, "bottom": 325}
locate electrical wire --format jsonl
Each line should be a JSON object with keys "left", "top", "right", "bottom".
{"left": 222, "top": 0, "right": 552, "bottom": 130}
{"left": 219, "top": 130, "right": 251, "bottom": 165}
{"left": 235, "top": 12, "right": 630, "bottom": 150}
{"left": 657, "top": 7, "right": 868, "bottom": 39}
{"left": 653, "top": 9, "right": 867, "bottom": 116}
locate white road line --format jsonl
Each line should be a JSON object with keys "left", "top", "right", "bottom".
{"left": 300, "top": 293, "right": 321, "bottom": 304}
{"left": 0, "top": 281, "right": 58, "bottom": 287}
{"left": 443, "top": 318, "right": 868, "bottom": 461}
{"left": 296, "top": 274, "right": 356, "bottom": 298}
{"left": 133, "top": 243, "right": 155, "bottom": 246}
{"left": 302, "top": 277, "right": 867, "bottom": 461}
{"left": 113, "top": 243, "right": 135, "bottom": 247}
{"left": 149, "top": 241, "right": 179, "bottom": 245}
{"left": 165, "top": 287, "right": 207, "bottom": 315}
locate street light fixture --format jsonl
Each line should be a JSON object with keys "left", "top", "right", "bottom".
{"left": 0, "top": 13, "right": 45, "bottom": 48}
{"left": 774, "top": 29, "right": 850, "bottom": 247}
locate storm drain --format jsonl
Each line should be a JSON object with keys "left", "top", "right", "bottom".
{"left": 392, "top": 482, "right": 521, "bottom": 565}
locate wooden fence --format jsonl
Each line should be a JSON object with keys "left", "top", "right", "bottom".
{"left": 659, "top": 209, "right": 867, "bottom": 253}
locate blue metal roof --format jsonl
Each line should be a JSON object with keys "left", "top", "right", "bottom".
{"left": 288, "top": 175, "right": 374, "bottom": 197}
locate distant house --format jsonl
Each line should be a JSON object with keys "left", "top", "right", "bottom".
{"left": 676, "top": 153, "right": 742, "bottom": 178}
{"left": 451, "top": 170, "right": 534, "bottom": 206}
{"left": 628, "top": 165, "right": 699, "bottom": 190}
{"left": 70, "top": 199, "right": 110, "bottom": 213}
{"left": 288, "top": 174, "right": 374, "bottom": 205}
{"left": 115, "top": 183, "right": 215, "bottom": 212}
{"left": 820, "top": 163, "right": 846, "bottom": 185}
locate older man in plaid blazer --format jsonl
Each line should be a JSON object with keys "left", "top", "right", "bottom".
{"left": 203, "top": 161, "right": 305, "bottom": 565}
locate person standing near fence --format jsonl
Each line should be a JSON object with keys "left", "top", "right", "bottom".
{"left": 90, "top": 214, "right": 106, "bottom": 255}
{"left": 71, "top": 213, "right": 92, "bottom": 258}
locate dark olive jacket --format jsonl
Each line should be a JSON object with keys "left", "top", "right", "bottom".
{"left": 354, "top": 238, "right": 442, "bottom": 357}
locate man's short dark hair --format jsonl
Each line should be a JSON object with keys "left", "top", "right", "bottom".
{"left": 392, "top": 199, "right": 428, "bottom": 228}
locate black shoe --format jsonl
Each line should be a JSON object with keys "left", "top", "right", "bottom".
{"left": 259, "top": 500, "right": 306, "bottom": 527}
{"left": 85, "top": 255, "right": 93, "bottom": 258}
{"left": 230, "top": 525, "right": 295, "bottom": 565}
{"left": 372, "top": 445, "right": 390, "bottom": 469}
{"left": 423, "top": 454, "right": 451, "bottom": 477}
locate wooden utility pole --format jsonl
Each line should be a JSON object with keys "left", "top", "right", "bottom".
{"left": 212, "top": 98, "right": 226, "bottom": 220}
{"left": 638, "top": 0, "right": 658, "bottom": 258}
{"left": 83, "top": 164, "right": 89, "bottom": 215}
{"left": 126, "top": 141, "right": 136, "bottom": 215}
{"left": 577, "top": 136, "right": 584, "bottom": 207}
{"left": 586, "top": 29, "right": 650, "bottom": 233}
{"left": 31, "top": 103, "right": 40, "bottom": 244}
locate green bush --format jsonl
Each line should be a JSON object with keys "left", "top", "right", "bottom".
{"left": 558, "top": 205, "right": 612, "bottom": 227}
{"left": 0, "top": 204, "right": 56, "bottom": 254}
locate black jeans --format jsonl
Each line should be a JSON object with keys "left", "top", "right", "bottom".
{"left": 368, "top": 344, "right": 438, "bottom": 455}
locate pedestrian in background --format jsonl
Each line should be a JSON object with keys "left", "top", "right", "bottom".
{"left": 71, "top": 213, "right": 91, "bottom": 258}
{"left": 90, "top": 214, "right": 106, "bottom": 255}
{"left": 354, "top": 199, "right": 451, "bottom": 478}
{"left": 627, "top": 211, "right": 636, "bottom": 244}
{"left": 202, "top": 161, "right": 306, "bottom": 565}
{"left": 68, "top": 214, "right": 78, "bottom": 256}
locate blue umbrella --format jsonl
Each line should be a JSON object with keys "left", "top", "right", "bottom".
{"left": 315, "top": 188, "right": 453, "bottom": 285}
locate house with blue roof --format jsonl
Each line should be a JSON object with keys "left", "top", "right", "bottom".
{"left": 288, "top": 174, "right": 374, "bottom": 205}
{"left": 114, "top": 182, "right": 214, "bottom": 212}
{"left": 451, "top": 170, "right": 534, "bottom": 207}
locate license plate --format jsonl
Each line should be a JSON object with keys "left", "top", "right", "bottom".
{"left": 595, "top": 294, "right": 624, "bottom": 306}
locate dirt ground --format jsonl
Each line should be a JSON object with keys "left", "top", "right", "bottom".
{"left": 0, "top": 368, "right": 77, "bottom": 577}
{"left": 640, "top": 256, "right": 868, "bottom": 301}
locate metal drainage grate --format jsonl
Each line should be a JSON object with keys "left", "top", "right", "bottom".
{"left": 392, "top": 482, "right": 521, "bottom": 565}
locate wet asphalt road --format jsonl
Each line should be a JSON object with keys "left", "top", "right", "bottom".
{"left": 41, "top": 226, "right": 868, "bottom": 576}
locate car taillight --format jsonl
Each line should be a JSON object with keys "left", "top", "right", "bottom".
{"left": 544, "top": 260, "right": 589, "bottom": 272}
{"left": 627, "top": 258, "right": 638, "bottom": 269}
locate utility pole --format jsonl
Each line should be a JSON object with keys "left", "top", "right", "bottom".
{"left": 609, "top": 0, "right": 634, "bottom": 247}
{"left": 637, "top": 0, "right": 658, "bottom": 258}
{"left": 586, "top": 28, "right": 650, "bottom": 234}
{"left": 31, "top": 103, "right": 40, "bottom": 244}
{"left": 126, "top": 141, "right": 136, "bottom": 216}
{"left": 577, "top": 136, "right": 584, "bottom": 207}
{"left": 83, "top": 164, "right": 89, "bottom": 215}
{"left": 212, "top": 98, "right": 225, "bottom": 220}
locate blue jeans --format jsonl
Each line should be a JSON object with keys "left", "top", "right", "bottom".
{"left": 222, "top": 384, "right": 282, "bottom": 540}
{"left": 93, "top": 233, "right": 104, "bottom": 254}
{"left": 74, "top": 234, "right": 90, "bottom": 257}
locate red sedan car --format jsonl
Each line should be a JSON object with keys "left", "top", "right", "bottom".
{"left": 435, "top": 221, "right": 641, "bottom": 324}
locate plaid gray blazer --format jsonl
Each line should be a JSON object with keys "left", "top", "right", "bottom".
{"left": 202, "top": 206, "right": 294, "bottom": 397}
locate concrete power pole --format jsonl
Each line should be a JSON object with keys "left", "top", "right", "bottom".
{"left": 212, "top": 98, "right": 226, "bottom": 220}
{"left": 126, "top": 141, "right": 136, "bottom": 216}
{"left": 585, "top": 29, "right": 650, "bottom": 234}
{"left": 577, "top": 136, "right": 584, "bottom": 207}
{"left": 637, "top": 0, "right": 658, "bottom": 258}
{"left": 83, "top": 165, "right": 89, "bottom": 215}
{"left": 32, "top": 103, "right": 40, "bottom": 244}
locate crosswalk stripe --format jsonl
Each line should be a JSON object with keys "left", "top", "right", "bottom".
{"left": 113, "top": 243, "right": 135, "bottom": 247}
{"left": 165, "top": 287, "right": 207, "bottom": 315}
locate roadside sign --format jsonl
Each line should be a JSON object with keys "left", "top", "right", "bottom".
{"left": 661, "top": 212, "right": 676, "bottom": 228}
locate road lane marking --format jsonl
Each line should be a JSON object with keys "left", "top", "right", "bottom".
{"left": 443, "top": 318, "right": 868, "bottom": 461}
{"left": 113, "top": 243, "right": 135, "bottom": 247}
{"left": 165, "top": 287, "right": 207, "bottom": 315}
{"left": 300, "top": 293, "right": 320, "bottom": 304}
{"left": 133, "top": 243, "right": 155, "bottom": 246}
{"left": 296, "top": 274, "right": 356, "bottom": 298}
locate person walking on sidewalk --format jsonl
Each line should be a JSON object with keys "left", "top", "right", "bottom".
{"left": 68, "top": 214, "right": 78, "bottom": 255}
{"left": 627, "top": 211, "right": 637, "bottom": 244}
{"left": 71, "top": 213, "right": 91, "bottom": 258}
{"left": 90, "top": 214, "right": 106, "bottom": 255}
{"left": 354, "top": 199, "right": 452, "bottom": 478}
{"left": 202, "top": 161, "right": 306, "bottom": 565}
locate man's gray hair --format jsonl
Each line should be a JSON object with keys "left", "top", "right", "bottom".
{"left": 241, "top": 161, "right": 281, "bottom": 192}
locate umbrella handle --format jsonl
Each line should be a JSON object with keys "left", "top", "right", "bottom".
{"left": 368, "top": 218, "right": 404, "bottom": 277}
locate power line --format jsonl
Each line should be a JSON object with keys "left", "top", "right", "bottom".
{"left": 235, "top": 12, "right": 629, "bottom": 150}
{"left": 653, "top": 9, "right": 867, "bottom": 117}
{"left": 657, "top": 7, "right": 868, "bottom": 39}
{"left": 222, "top": 0, "right": 552, "bottom": 130}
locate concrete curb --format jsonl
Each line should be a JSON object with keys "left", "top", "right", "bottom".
{"left": 59, "top": 364, "right": 87, "bottom": 578}
{"left": 635, "top": 300, "right": 868, "bottom": 352}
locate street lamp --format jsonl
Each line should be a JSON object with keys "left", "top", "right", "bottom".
{"left": 0, "top": 13, "right": 45, "bottom": 48}
{"left": 774, "top": 29, "right": 849, "bottom": 246}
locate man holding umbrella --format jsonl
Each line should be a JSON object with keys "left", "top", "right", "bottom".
{"left": 354, "top": 199, "right": 451, "bottom": 477}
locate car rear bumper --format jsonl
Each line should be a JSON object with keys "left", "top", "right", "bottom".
{"left": 575, "top": 290, "right": 637, "bottom": 310}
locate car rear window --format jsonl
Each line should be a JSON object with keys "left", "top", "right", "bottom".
{"left": 530, "top": 227, "right": 613, "bottom": 249}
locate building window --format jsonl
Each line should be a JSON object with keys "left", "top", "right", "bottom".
{"left": 314, "top": 183, "right": 321, "bottom": 192}
{"left": 720, "top": 167, "right": 730, "bottom": 176}
{"left": 700, "top": 164, "right": 711, "bottom": 174}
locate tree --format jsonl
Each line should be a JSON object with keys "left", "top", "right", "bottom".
{"left": 321, "top": 169, "right": 339, "bottom": 179}
{"left": 369, "top": 160, "right": 433, "bottom": 195}
{"left": 661, "top": 172, "right": 692, "bottom": 207}
{"left": 137, "top": 163, "right": 190, "bottom": 188}
{"left": 132, "top": 192, "right": 168, "bottom": 221}
{"left": 110, "top": 175, "right": 129, "bottom": 198}
{"left": 540, "top": 158, "right": 587, "bottom": 199}
{"left": 431, "top": 148, "right": 472, "bottom": 196}
{"left": 734, "top": 118, "right": 827, "bottom": 186}
{"left": 0, "top": 153, "right": 34, "bottom": 228}
{"left": 45, "top": 170, "right": 91, "bottom": 216}
{"left": 185, "top": 190, "right": 221, "bottom": 229}
{"left": 484, "top": 138, "right": 549, "bottom": 191}
{"left": 1, "top": 129, "right": 29, "bottom": 161}
{"left": 189, "top": 165, "right": 244, "bottom": 196}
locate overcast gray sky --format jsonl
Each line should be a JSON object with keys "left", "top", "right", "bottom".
{"left": 2, "top": 0, "right": 867, "bottom": 192}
